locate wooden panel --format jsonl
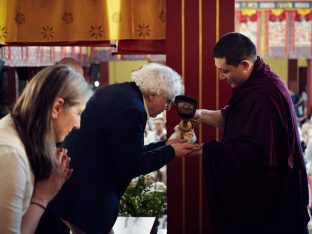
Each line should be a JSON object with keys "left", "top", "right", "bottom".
{"left": 201, "top": 0, "right": 218, "bottom": 233}
{"left": 166, "top": 1, "right": 184, "bottom": 233}
{"left": 288, "top": 59, "right": 298, "bottom": 92}
{"left": 166, "top": 0, "right": 234, "bottom": 233}
{"left": 299, "top": 67, "right": 307, "bottom": 94}
{"left": 184, "top": 0, "right": 200, "bottom": 233}
{"left": 99, "top": 62, "right": 109, "bottom": 86}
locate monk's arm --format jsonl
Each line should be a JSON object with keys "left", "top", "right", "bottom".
{"left": 196, "top": 109, "right": 224, "bottom": 128}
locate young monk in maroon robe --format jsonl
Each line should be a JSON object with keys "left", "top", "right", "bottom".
{"left": 195, "top": 32, "right": 309, "bottom": 234}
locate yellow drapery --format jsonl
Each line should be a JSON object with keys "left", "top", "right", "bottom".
{"left": 0, "top": 0, "right": 165, "bottom": 44}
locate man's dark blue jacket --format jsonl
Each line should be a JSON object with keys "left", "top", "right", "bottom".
{"left": 49, "top": 82, "right": 175, "bottom": 233}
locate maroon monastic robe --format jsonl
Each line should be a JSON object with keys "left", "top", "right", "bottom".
{"left": 203, "top": 57, "right": 309, "bottom": 234}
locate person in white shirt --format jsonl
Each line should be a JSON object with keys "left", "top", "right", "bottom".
{"left": 0, "top": 64, "right": 92, "bottom": 234}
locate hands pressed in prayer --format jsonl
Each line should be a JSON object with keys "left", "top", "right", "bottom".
{"left": 31, "top": 148, "right": 73, "bottom": 206}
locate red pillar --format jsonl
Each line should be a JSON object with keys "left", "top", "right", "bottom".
{"left": 166, "top": 0, "right": 234, "bottom": 233}
{"left": 307, "top": 60, "right": 312, "bottom": 115}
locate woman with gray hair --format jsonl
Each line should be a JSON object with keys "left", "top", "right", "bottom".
{"left": 0, "top": 65, "right": 93, "bottom": 233}
{"left": 49, "top": 63, "right": 196, "bottom": 234}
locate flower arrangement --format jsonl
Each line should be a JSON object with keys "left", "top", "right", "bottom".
{"left": 119, "top": 173, "right": 167, "bottom": 217}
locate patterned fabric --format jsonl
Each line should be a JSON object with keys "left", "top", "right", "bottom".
{"left": 235, "top": 7, "right": 312, "bottom": 58}
{"left": 0, "top": 46, "right": 115, "bottom": 66}
{"left": 0, "top": 0, "right": 165, "bottom": 43}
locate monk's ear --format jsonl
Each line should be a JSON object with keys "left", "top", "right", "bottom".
{"left": 240, "top": 60, "right": 252, "bottom": 72}
{"left": 51, "top": 98, "right": 65, "bottom": 119}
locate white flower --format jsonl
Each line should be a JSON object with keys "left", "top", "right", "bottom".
{"left": 149, "top": 182, "right": 167, "bottom": 191}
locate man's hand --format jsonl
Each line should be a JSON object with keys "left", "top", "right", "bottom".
{"left": 166, "top": 139, "right": 202, "bottom": 157}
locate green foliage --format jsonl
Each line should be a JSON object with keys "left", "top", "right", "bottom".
{"left": 119, "top": 174, "right": 167, "bottom": 217}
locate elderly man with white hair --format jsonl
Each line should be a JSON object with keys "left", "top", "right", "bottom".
{"left": 48, "top": 63, "right": 196, "bottom": 234}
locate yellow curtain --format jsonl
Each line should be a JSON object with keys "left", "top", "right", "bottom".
{"left": 0, "top": 0, "right": 165, "bottom": 44}
{"left": 0, "top": 0, "right": 7, "bottom": 43}
{"left": 108, "top": 0, "right": 166, "bottom": 40}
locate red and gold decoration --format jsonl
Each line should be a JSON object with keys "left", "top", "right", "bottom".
{"left": 235, "top": 2, "right": 312, "bottom": 58}
{"left": 292, "top": 9, "right": 312, "bottom": 57}
{"left": 236, "top": 9, "right": 262, "bottom": 55}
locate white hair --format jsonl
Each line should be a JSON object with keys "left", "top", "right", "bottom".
{"left": 131, "top": 63, "right": 184, "bottom": 100}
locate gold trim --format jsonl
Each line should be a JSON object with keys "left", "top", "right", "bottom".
{"left": 261, "top": 10, "right": 266, "bottom": 56}
{"left": 181, "top": 0, "right": 186, "bottom": 233}
{"left": 199, "top": 0, "right": 203, "bottom": 233}
{"left": 182, "top": 0, "right": 185, "bottom": 83}
{"left": 216, "top": 0, "right": 220, "bottom": 140}
{"left": 199, "top": 0, "right": 203, "bottom": 129}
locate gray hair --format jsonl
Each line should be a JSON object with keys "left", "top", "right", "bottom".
{"left": 11, "top": 64, "right": 93, "bottom": 180}
{"left": 131, "top": 63, "right": 184, "bottom": 101}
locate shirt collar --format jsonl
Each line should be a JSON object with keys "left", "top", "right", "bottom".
{"left": 143, "top": 96, "right": 150, "bottom": 119}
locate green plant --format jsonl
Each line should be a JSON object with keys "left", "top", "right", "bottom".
{"left": 119, "top": 173, "right": 167, "bottom": 217}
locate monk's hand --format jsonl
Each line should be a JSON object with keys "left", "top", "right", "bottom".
{"left": 193, "top": 109, "right": 203, "bottom": 126}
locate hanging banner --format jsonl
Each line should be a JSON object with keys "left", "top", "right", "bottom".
{"left": 292, "top": 9, "right": 312, "bottom": 58}
{"left": 236, "top": 10, "right": 262, "bottom": 56}
{"left": 266, "top": 10, "right": 289, "bottom": 58}
{"left": 235, "top": 2, "right": 312, "bottom": 58}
